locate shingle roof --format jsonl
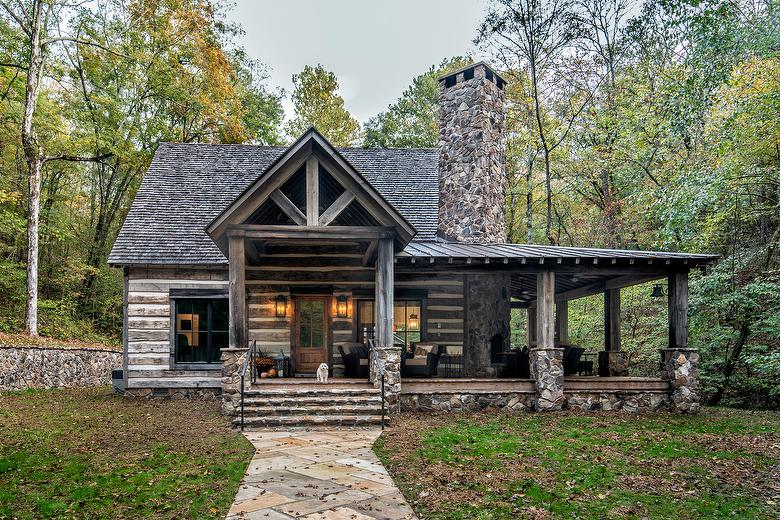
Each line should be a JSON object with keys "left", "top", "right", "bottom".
{"left": 108, "top": 143, "right": 439, "bottom": 265}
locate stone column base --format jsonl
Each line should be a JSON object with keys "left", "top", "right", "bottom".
{"left": 220, "top": 347, "right": 248, "bottom": 416}
{"left": 530, "top": 347, "right": 564, "bottom": 411}
{"left": 371, "top": 343, "right": 401, "bottom": 414}
{"left": 660, "top": 348, "right": 700, "bottom": 414}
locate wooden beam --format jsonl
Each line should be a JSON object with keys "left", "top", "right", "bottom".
{"left": 536, "top": 272, "right": 555, "bottom": 349}
{"left": 604, "top": 288, "right": 621, "bottom": 351}
{"left": 228, "top": 235, "right": 246, "bottom": 349}
{"left": 554, "top": 274, "right": 663, "bottom": 302}
{"left": 362, "top": 239, "right": 379, "bottom": 266}
{"left": 318, "top": 191, "right": 356, "bottom": 226}
{"left": 226, "top": 224, "right": 395, "bottom": 241}
{"left": 269, "top": 189, "right": 306, "bottom": 225}
{"left": 668, "top": 272, "right": 688, "bottom": 348}
{"left": 397, "top": 263, "right": 686, "bottom": 276}
{"left": 556, "top": 300, "right": 569, "bottom": 344}
{"left": 306, "top": 155, "right": 319, "bottom": 226}
{"left": 375, "top": 238, "right": 394, "bottom": 351}
{"left": 527, "top": 307, "right": 537, "bottom": 346}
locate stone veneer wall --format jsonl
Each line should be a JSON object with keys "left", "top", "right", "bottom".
{"left": 463, "top": 273, "right": 511, "bottom": 377}
{"left": 438, "top": 63, "right": 506, "bottom": 243}
{"left": 401, "top": 391, "right": 535, "bottom": 413}
{"left": 0, "top": 345, "right": 120, "bottom": 391}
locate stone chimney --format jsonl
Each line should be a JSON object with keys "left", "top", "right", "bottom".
{"left": 438, "top": 62, "right": 507, "bottom": 243}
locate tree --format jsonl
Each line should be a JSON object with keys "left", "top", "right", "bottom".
{"left": 62, "top": 0, "right": 284, "bottom": 312}
{"left": 285, "top": 64, "right": 360, "bottom": 146}
{"left": 0, "top": 0, "right": 112, "bottom": 335}
{"left": 363, "top": 57, "right": 471, "bottom": 148}
{"left": 478, "top": 0, "right": 596, "bottom": 244}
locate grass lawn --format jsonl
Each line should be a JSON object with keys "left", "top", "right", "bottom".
{"left": 376, "top": 408, "right": 780, "bottom": 519}
{"left": 0, "top": 387, "right": 253, "bottom": 519}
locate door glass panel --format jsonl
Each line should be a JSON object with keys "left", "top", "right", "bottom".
{"left": 299, "top": 300, "right": 324, "bottom": 348}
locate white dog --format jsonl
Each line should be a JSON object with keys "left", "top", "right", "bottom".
{"left": 316, "top": 362, "right": 329, "bottom": 383}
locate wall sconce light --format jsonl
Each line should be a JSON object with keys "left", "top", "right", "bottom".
{"left": 409, "top": 312, "right": 419, "bottom": 331}
{"left": 336, "top": 295, "right": 349, "bottom": 318}
{"left": 275, "top": 295, "right": 288, "bottom": 318}
{"left": 651, "top": 284, "right": 665, "bottom": 298}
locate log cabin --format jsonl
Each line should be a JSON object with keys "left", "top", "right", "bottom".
{"left": 109, "top": 62, "right": 717, "bottom": 427}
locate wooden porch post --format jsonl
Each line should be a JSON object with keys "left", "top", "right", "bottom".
{"left": 531, "top": 271, "right": 564, "bottom": 411}
{"left": 604, "top": 289, "right": 621, "bottom": 351}
{"left": 228, "top": 235, "right": 246, "bottom": 349}
{"left": 536, "top": 272, "right": 555, "bottom": 350}
{"left": 555, "top": 300, "right": 569, "bottom": 344}
{"left": 527, "top": 305, "right": 537, "bottom": 346}
{"left": 668, "top": 272, "right": 688, "bottom": 348}
{"left": 662, "top": 270, "right": 699, "bottom": 413}
{"left": 373, "top": 237, "right": 400, "bottom": 412}
{"left": 375, "top": 238, "right": 394, "bottom": 355}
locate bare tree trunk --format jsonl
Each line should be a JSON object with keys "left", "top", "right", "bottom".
{"left": 707, "top": 322, "right": 749, "bottom": 406}
{"left": 21, "top": 0, "right": 46, "bottom": 336}
{"left": 525, "top": 144, "right": 533, "bottom": 243}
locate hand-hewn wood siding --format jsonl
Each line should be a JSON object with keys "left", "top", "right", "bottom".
{"left": 125, "top": 267, "right": 227, "bottom": 389}
{"left": 123, "top": 265, "right": 466, "bottom": 389}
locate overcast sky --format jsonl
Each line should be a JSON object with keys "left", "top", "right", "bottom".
{"left": 229, "top": 0, "right": 489, "bottom": 124}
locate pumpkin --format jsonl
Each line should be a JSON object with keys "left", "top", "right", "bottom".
{"left": 268, "top": 368, "right": 277, "bottom": 378}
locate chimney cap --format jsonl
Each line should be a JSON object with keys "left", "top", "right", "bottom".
{"left": 438, "top": 61, "right": 507, "bottom": 89}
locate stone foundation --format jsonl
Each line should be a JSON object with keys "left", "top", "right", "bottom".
{"left": 124, "top": 387, "right": 220, "bottom": 400}
{"left": 661, "top": 348, "right": 701, "bottom": 414}
{"left": 401, "top": 392, "right": 535, "bottom": 413}
{"left": 565, "top": 391, "right": 670, "bottom": 412}
{"left": 0, "top": 345, "right": 120, "bottom": 391}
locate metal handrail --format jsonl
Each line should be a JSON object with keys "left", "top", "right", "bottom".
{"left": 238, "top": 340, "right": 257, "bottom": 432}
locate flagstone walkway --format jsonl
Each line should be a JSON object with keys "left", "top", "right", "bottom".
{"left": 226, "top": 430, "right": 417, "bottom": 520}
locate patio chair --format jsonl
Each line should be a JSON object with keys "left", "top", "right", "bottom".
{"left": 337, "top": 342, "right": 369, "bottom": 378}
{"left": 401, "top": 342, "right": 444, "bottom": 377}
{"left": 562, "top": 346, "right": 585, "bottom": 376}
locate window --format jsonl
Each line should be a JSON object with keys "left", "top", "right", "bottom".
{"left": 174, "top": 299, "right": 228, "bottom": 364}
{"left": 356, "top": 300, "right": 422, "bottom": 350}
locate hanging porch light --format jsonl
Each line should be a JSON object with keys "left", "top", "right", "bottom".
{"left": 651, "top": 284, "right": 665, "bottom": 298}
{"left": 408, "top": 312, "right": 420, "bottom": 331}
{"left": 336, "top": 295, "right": 349, "bottom": 318}
{"left": 275, "top": 295, "right": 288, "bottom": 317}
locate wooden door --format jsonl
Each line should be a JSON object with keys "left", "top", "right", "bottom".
{"left": 292, "top": 296, "right": 329, "bottom": 374}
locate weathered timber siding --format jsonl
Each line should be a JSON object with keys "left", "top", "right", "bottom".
{"left": 124, "top": 265, "right": 467, "bottom": 389}
{"left": 125, "top": 266, "right": 227, "bottom": 390}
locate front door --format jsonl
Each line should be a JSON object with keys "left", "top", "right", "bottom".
{"left": 292, "top": 296, "right": 329, "bottom": 374}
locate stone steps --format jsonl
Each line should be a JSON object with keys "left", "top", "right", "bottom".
{"left": 235, "top": 381, "right": 384, "bottom": 429}
{"left": 240, "top": 404, "right": 382, "bottom": 416}
{"left": 234, "top": 414, "right": 384, "bottom": 428}
{"left": 243, "top": 395, "right": 381, "bottom": 407}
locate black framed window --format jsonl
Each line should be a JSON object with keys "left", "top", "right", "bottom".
{"left": 356, "top": 299, "right": 421, "bottom": 349}
{"left": 174, "top": 299, "right": 228, "bottom": 364}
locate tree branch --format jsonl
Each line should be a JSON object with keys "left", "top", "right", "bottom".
{"left": 43, "top": 153, "right": 112, "bottom": 164}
